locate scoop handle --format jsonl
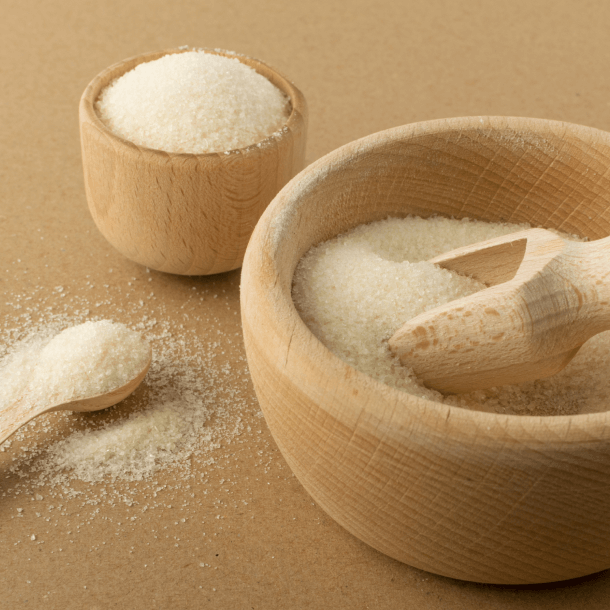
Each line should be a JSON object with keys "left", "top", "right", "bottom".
{"left": 389, "top": 232, "right": 610, "bottom": 393}
{"left": 572, "top": 235, "right": 610, "bottom": 330}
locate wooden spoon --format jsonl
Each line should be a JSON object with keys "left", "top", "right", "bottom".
{"left": 0, "top": 349, "right": 151, "bottom": 445}
{"left": 388, "top": 228, "right": 610, "bottom": 393}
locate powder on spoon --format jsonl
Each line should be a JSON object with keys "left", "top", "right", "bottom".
{"left": 96, "top": 50, "right": 291, "bottom": 154}
{"left": 0, "top": 320, "right": 150, "bottom": 410}
{"left": 0, "top": 309, "right": 247, "bottom": 489}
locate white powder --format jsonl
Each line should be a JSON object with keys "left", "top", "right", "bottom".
{"left": 0, "top": 268, "right": 271, "bottom": 555}
{"left": 0, "top": 321, "right": 150, "bottom": 411}
{"left": 293, "top": 216, "right": 610, "bottom": 416}
{"left": 0, "top": 302, "right": 251, "bottom": 493}
{"left": 96, "top": 50, "right": 291, "bottom": 154}
{"left": 48, "top": 405, "right": 188, "bottom": 482}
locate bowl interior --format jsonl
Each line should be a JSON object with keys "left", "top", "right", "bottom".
{"left": 265, "top": 116, "right": 610, "bottom": 429}
{"left": 272, "top": 117, "right": 610, "bottom": 282}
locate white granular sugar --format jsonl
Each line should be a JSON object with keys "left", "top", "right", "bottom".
{"left": 0, "top": 321, "right": 150, "bottom": 410}
{"left": 293, "top": 216, "right": 610, "bottom": 416}
{"left": 0, "top": 300, "right": 251, "bottom": 492}
{"left": 48, "top": 405, "right": 188, "bottom": 483}
{"left": 0, "top": 269, "right": 266, "bottom": 554}
{"left": 96, "top": 50, "right": 291, "bottom": 154}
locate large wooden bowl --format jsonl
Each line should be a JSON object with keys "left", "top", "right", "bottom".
{"left": 80, "top": 48, "right": 307, "bottom": 275}
{"left": 241, "top": 116, "right": 610, "bottom": 584}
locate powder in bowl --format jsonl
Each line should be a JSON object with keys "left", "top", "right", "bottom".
{"left": 292, "top": 215, "right": 610, "bottom": 416}
{"left": 95, "top": 50, "right": 291, "bottom": 154}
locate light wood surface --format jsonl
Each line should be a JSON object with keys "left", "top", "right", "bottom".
{"left": 389, "top": 228, "right": 610, "bottom": 393}
{"left": 241, "top": 115, "right": 610, "bottom": 584}
{"left": 79, "top": 48, "right": 308, "bottom": 275}
{"left": 0, "top": 353, "right": 151, "bottom": 445}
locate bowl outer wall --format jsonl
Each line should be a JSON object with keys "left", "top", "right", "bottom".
{"left": 241, "top": 115, "right": 610, "bottom": 584}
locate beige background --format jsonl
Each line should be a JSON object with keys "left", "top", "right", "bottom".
{"left": 3, "top": 0, "right": 610, "bottom": 607}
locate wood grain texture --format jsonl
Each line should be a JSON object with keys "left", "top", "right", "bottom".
{"left": 79, "top": 48, "right": 307, "bottom": 275}
{"left": 0, "top": 354, "right": 151, "bottom": 445}
{"left": 240, "top": 116, "right": 610, "bottom": 584}
{"left": 389, "top": 228, "right": 610, "bottom": 393}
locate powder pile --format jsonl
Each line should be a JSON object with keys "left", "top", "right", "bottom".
{"left": 0, "top": 301, "right": 251, "bottom": 493}
{"left": 0, "top": 321, "right": 150, "bottom": 412}
{"left": 35, "top": 320, "right": 227, "bottom": 483}
{"left": 96, "top": 50, "right": 291, "bottom": 154}
{"left": 292, "top": 216, "right": 610, "bottom": 416}
{"left": 0, "top": 255, "right": 272, "bottom": 573}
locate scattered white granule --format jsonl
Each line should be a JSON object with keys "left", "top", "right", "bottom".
{"left": 0, "top": 321, "right": 150, "bottom": 412}
{"left": 0, "top": 311, "right": 242, "bottom": 487}
{"left": 96, "top": 50, "right": 291, "bottom": 154}
{"left": 47, "top": 404, "right": 187, "bottom": 482}
{"left": 293, "top": 216, "right": 610, "bottom": 415}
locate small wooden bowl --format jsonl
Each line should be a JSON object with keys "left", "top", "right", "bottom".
{"left": 79, "top": 49, "right": 307, "bottom": 275}
{"left": 241, "top": 116, "right": 610, "bottom": 584}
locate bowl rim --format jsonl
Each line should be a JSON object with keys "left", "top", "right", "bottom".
{"left": 245, "top": 114, "right": 610, "bottom": 445}
{"left": 79, "top": 46, "right": 307, "bottom": 159}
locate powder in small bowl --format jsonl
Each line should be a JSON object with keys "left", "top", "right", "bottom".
{"left": 96, "top": 50, "right": 291, "bottom": 154}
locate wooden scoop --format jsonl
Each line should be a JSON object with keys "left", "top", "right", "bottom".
{"left": 0, "top": 351, "right": 151, "bottom": 445}
{"left": 388, "top": 228, "right": 610, "bottom": 394}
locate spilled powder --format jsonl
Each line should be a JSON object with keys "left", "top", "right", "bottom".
{"left": 0, "top": 264, "right": 285, "bottom": 577}
{"left": 96, "top": 50, "right": 291, "bottom": 154}
{"left": 292, "top": 215, "right": 610, "bottom": 416}
{"left": 40, "top": 326, "right": 219, "bottom": 484}
{"left": 0, "top": 316, "right": 243, "bottom": 488}
{"left": 0, "top": 273, "right": 262, "bottom": 509}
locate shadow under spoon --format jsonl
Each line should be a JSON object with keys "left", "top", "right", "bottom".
{"left": 0, "top": 349, "right": 151, "bottom": 445}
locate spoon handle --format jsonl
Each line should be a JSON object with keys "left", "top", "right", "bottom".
{"left": 571, "top": 235, "right": 610, "bottom": 331}
{"left": 0, "top": 398, "right": 47, "bottom": 445}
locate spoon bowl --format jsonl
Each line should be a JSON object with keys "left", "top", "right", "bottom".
{"left": 0, "top": 348, "right": 152, "bottom": 445}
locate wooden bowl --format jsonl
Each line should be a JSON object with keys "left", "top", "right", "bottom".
{"left": 241, "top": 116, "right": 610, "bottom": 584}
{"left": 79, "top": 49, "right": 307, "bottom": 275}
